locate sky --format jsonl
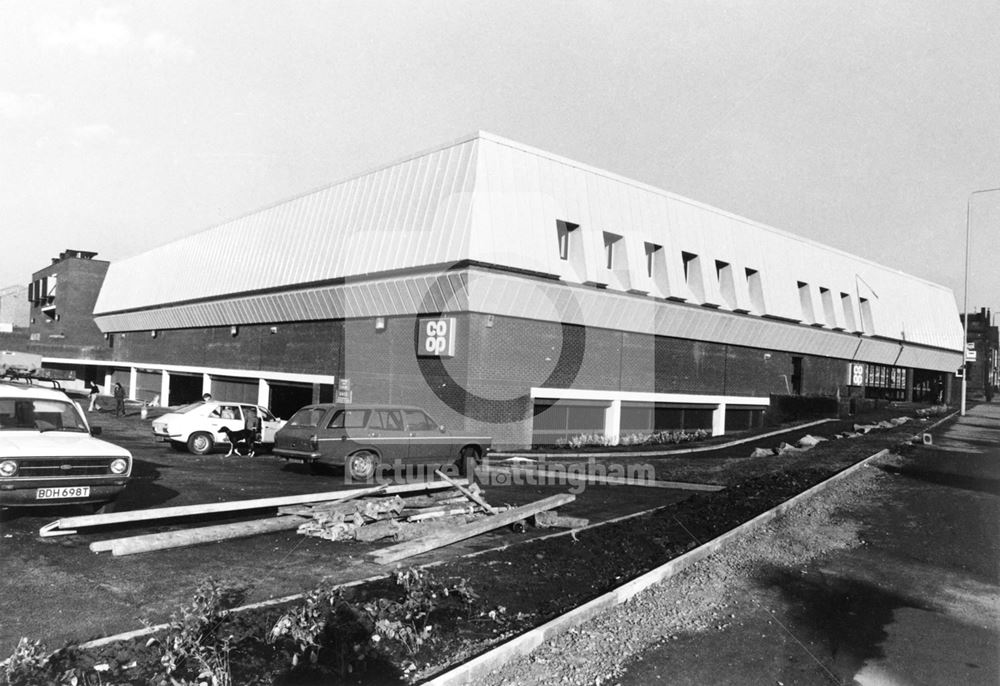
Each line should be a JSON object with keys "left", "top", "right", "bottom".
{"left": 1, "top": 1, "right": 998, "bottom": 319}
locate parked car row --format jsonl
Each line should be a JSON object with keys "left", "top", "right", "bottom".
{"left": 152, "top": 400, "right": 492, "bottom": 480}
{"left": 0, "top": 374, "right": 493, "bottom": 511}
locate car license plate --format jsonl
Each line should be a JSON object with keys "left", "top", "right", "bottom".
{"left": 36, "top": 486, "right": 90, "bottom": 500}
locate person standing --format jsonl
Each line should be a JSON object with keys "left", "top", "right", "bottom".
{"left": 87, "top": 381, "right": 100, "bottom": 411}
{"left": 113, "top": 382, "right": 126, "bottom": 417}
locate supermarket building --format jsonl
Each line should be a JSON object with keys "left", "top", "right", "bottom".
{"left": 69, "top": 132, "right": 961, "bottom": 448}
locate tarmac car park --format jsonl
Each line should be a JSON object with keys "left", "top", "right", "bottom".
{"left": 0, "top": 379, "right": 132, "bottom": 510}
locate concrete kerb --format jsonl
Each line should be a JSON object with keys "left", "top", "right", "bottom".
{"left": 421, "top": 446, "right": 895, "bottom": 686}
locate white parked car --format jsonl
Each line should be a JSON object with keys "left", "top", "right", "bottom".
{"left": 0, "top": 379, "right": 132, "bottom": 509}
{"left": 152, "top": 401, "right": 286, "bottom": 455}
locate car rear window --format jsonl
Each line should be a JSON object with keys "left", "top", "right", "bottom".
{"left": 287, "top": 408, "right": 326, "bottom": 427}
{"left": 327, "top": 409, "right": 370, "bottom": 429}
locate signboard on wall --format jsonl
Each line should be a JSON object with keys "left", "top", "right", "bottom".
{"left": 849, "top": 363, "right": 865, "bottom": 386}
{"left": 417, "top": 317, "right": 457, "bottom": 358}
{"left": 965, "top": 343, "right": 977, "bottom": 362}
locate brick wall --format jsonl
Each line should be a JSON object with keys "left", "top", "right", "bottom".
{"left": 108, "top": 311, "right": 876, "bottom": 448}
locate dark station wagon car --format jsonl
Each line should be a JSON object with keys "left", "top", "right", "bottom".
{"left": 273, "top": 404, "right": 492, "bottom": 480}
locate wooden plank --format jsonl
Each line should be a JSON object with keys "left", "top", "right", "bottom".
{"left": 90, "top": 515, "right": 309, "bottom": 556}
{"left": 40, "top": 479, "right": 462, "bottom": 536}
{"left": 370, "top": 493, "right": 575, "bottom": 565}
{"left": 433, "top": 469, "right": 498, "bottom": 514}
{"left": 477, "top": 464, "right": 723, "bottom": 491}
{"left": 533, "top": 511, "right": 589, "bottom": 529}
{"left": 407, "top": 505, "right": 477, "bottom": 522}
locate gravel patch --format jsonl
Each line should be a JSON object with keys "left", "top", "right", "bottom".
{"left": 480, "top": 454, "right": 890, "bottom": 686}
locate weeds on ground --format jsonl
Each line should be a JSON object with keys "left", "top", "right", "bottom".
{"left": 151, "top": 578, "right": 246, "bottom": 686}
{"left": 556, "top": 429, "right": 710, "bottom": 449}
{"left": 360, "top": 568, "right": 479, "bottom": 665}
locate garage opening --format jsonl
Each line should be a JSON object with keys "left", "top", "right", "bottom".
{"left": 724, "top": 405, "right": 766, "bottom": 432}
{"left": 531, "top": 399, "right": 610, "bottom": 447}
{"left": 168, "top": 373, "right": 203, "bottom": 406}
{"left": 269, "top": 382, "right": 329, "bottom": 420}
{"left": 134, "top": 369, "right": 160, "bottom": 403}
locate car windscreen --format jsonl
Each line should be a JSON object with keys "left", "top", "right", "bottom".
{"left": 287, "top": 408, "right": 326, "bottom": 428}
{"left": 0, "top": 398, "right": 89, "bottom": 432}
{"left": 172, "top": 402, "right": 205, "bottom": 414}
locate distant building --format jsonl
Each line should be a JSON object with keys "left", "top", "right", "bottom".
{"left": 962, "top": 308, "right": 998, "bottom": 400}
{"left": 0, "top": 284, "right": 30, "bottom": 331}
{"left": 26, "top": 250, "right": 111, "bottom": 387}
{"left": 76, "top": 134, "right": 964, "bottom": 447}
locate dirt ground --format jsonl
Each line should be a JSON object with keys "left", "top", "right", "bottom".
{"left": 0, "top": 403, "right": 936, "bottom": 683}
{"left": 482, "top": 404, "right": 1000, "bottom": 686}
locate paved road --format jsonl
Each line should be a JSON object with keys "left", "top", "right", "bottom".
{"left": 485, "top": 404, "right": 999, "bottom": 686}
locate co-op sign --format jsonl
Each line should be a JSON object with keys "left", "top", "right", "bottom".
{"left": 417, "top": 317, "right": 457, "bottom": 358}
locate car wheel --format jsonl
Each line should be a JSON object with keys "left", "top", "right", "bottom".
{"left": 455, "top": 446, "right": 481, "bottom": 477}
{"left": 187, "top": 431, "right": 214, "bottom": 455}
{"left": 346, "top": 450, "right": 378, "bottom": 481}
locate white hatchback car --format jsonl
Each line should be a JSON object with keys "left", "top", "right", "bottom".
{"left": 152, "top": 401, "right": 286, "bottom": 455}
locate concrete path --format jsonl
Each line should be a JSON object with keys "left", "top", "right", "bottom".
{"left": 485, "top": 403, "right": 999, "bottom": 686}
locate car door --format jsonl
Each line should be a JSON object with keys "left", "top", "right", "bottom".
{"left": 254, "top": 406, "right": 284, "bottom": 443}
{"left": 208, "top": 404, "right": 244, "bottom": 441}
{"left": 366, "top": 409, "right": 408, "bottom": 463}
{"left": 402, "top": 408, "right": 446, "bottom": 462}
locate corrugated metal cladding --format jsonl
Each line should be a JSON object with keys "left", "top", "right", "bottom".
{"left": 94, "top": 137, "right": 479, "bottom": 315}
{"left": 95, "top": 131, "right": 961, "bottom": 358}
{"left": 95, "top": 267, "right": 959, "bottom": 372}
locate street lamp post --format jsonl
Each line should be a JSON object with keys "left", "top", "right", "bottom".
{"left": 961, "top": 187, "right": 1000, "bottom": 416}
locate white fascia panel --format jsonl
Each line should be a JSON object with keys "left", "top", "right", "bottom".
{"left": 530, "top": 387, "right": 770, "bottom": 406}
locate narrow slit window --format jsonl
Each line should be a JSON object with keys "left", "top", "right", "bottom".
{"left": 859, "top": 297, "right": 875, "bottom": 333}
{"left": 603, "top": 232, "right": 622, "bottom": 270}
{"left": 841, "top": 293, "right": 858, "bottom": 331}
{"left": 798, "top": 281, "right": 815, "bottom": 323}
{"left": 746, "top": 268, "right": 765, "bottom": 313}
{"left": 682, "top": 252, "right": 704, "bottom": 301}
{"left": 715, "top": 260, "right": 736, "bottom": 309}
{"left": 644, "top": 242, "right": 661, "bottom": 278}
{"left": 556, "top": 220, "right": 578, "bottom": 261}
{"left": 820, "top": 287, "right": 838, "bottom": 328}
